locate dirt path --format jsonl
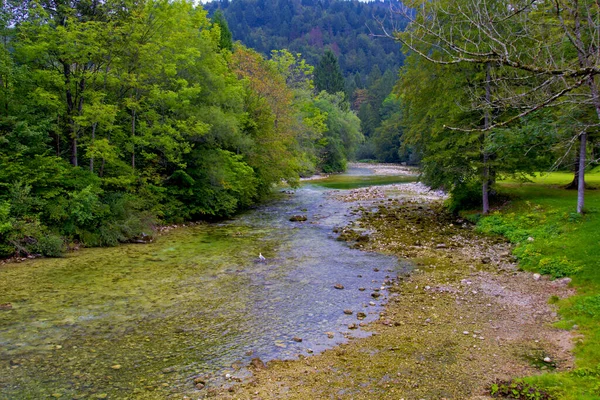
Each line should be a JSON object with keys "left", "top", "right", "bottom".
{"left": 205, "top": 183, "right": 575, "bottom": 400}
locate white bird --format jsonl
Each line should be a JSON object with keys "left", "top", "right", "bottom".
{"left": 258, "top": 253, "right": 266, "bottom": 262}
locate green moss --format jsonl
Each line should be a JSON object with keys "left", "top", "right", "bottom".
{"left": 0, "top": 224, "right": 277, "bottom": 399}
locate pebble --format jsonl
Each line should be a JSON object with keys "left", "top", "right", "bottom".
{"left": 348, "top": 323, "right": 358, "bottom": 330}
{"left": 533, "top": 273, "right": 541, "bottom": 281}
{"left": 293, "top": 336, "right": 302, "bottom": 342}
{"left": 334, "top": 283, "right": 344, "bottom": 290}
{"left": 543, "top": 357, "right": 552, "bottom": 363}
{"left": 326, "top": 332, "right": 335, "bottom": 339}
{"left": 357, "top": 312, "right": 367, "bottom": 320}
{"left": 344, "top": 309, "right": 353, "bottom": 315}
{"left": 463, "top": 331, "right": 469, "bottom": 335}
{"left": 250, "top": 357, "right": 266, "bottom": 369}
{"left": 111, "top": 365, "right": 121, "bottom": 370}
{"left": 358, "top": 287, "right": 366, "bottom": 291}
{"left": 369, "top": 301, "right": 376, "bottom": 306}
{"left": 371, "top": 292, "right": 381, "bottom": 298}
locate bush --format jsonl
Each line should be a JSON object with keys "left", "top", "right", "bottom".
{"left": 489, "top": 379, "right": 553, "bottom": 399}
{"left": 446, "top": 182, "right": 482, "bottom": 214}
{"left": 33, "top": 233, "right": 64, "bottom": 257}
{"left": 538, "top": 256, "right": 581, "bottom": 279}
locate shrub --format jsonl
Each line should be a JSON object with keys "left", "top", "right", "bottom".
{"left": 446, "top": 182, "right": 482, "bottom": 214}
{"left": 489, "top": 379, "right": 553, "bottom": 399}
{"left": 537, "top": 256, "right": 581, "bottom": 279}
{"left": 33, "top": 233, "right": 64, "bottom": 257}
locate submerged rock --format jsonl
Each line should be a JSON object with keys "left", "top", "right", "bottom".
{"left": 334, "top": 283, "right": 345, "bottom": 290}
{"left": 289, "top": 215, "right": 308, "bottom": 222}
{"left": 250, "top": 357, "right": 266, "bottom": 370}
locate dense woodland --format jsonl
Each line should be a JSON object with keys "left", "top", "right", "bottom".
{"left": 393, "top": 0, "right": 600, "bottom": 214}
{"left": 1, "top": 0, "right": 599, "bottom": 259}
{"left": 205, "top": 0, "right": 414, "bottom": 164}
{"left": 0, "top": 0, "right": 362, "bottom": 257}
{"left": 204, "top": 0, "right": 406, "bottom": 78}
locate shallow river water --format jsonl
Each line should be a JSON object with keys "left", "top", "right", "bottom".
{"left": 0, "top": 168, "right": 413, "bottom": 399}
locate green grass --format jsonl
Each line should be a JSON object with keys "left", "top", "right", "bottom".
{"left": 501, "top": 169, "right": 600, "bottom": 187}
{"left": 474, "top": 172, "right": 600, "bottom": 399}
{"left": 307, "top": 174, "right": 417, "bottom": 190}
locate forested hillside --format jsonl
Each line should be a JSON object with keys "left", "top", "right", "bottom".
{"left": 205, "top": 0, "right": 411, "bottom": 163}
{"left": 204, "top": 0, "right": 407, "bottom": 78}
{"left": 0, "top": 0, "right": 362, "bottom": 258}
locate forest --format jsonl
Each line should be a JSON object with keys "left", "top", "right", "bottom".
{"left": 2, "top": 0, "right": 600, "bottom": 398}
{"left": 0, "top": 0, "right": 363, "bottom": 258}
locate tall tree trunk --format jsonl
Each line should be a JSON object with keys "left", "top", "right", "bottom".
{"left": 71, "top": 134, "right": 78, "bottom": 166}
{"left": 63, "top": 62, "right": 78, "bottom": 166}
{"left": 90, "top": 122, "right": 97, "bottom": 172}
{"left": 577, "top": 131, "right": 586, "bottom": 213}
{"left": 565, "top": 136, "right": 581, "bottom": 190}
{"left": 482, "top": 62, "right": 491, "bottom": 215}
{"left": 131, "top": 108, "right": 136, "bottom": 170}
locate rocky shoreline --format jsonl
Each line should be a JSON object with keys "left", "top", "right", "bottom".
{"left": 207, "top": 182, "right": 575, "bottom": 399}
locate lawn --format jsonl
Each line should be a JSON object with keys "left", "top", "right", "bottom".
{"left": 476, "top": 171, "right": 600, "bottom": 398}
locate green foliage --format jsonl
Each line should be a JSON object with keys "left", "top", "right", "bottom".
{"left": 204, "top": 0, "right": 406, "bottom": 77}
{"left": 537, "top": 256, "right": 582, "bottom": 279}
{"left": 32, "top": 233, "right": 65, "bottom": 257}
{"left": 445, "top": 182, "right": 483, "bottom": 215}
{"left": 571, "top": 296, "right": 600, "bottom": 318}
{"left": 313, "top": 91, "right": 363, "bottom": 172}
{"left": 0, "top": 1, "right": 359, "bottom": 257}
{"left": 489, "top": 379, "right": 553, "bottom": 399}
{"left": 314, "top": 50, "right": 346, "bottom": 96}
{"left": 212, "top": 10, "right": 233, "bottom": 51}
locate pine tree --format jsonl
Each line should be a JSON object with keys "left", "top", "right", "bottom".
{"left": 314, "top": 50, "right": 345, "bottom": 96}
{"left": 213, "top": 10, "right": 233, "bottom": 51}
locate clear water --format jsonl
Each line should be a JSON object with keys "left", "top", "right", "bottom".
{"left": 0, "top": 176, "right": 409, "bottom": 399}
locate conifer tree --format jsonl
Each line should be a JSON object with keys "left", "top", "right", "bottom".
{"left": 314, "top": 50, "right": 345, "bottom": 96}
{"left": 212, "top": 10, "right": 233, "bottom": 51}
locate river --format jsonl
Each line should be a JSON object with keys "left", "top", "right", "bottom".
{"left": 0, "top": 165, "right": 415, "bottom": 399}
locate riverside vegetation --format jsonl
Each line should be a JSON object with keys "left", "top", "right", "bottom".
{"left": 2, "top": 0, "right": 600, "bottom": 399}
{"left": 0, "top": 0, "right": 363, "bottom": 258}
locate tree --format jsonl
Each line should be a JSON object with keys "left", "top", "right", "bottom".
{"left": 212, "top": 10, "right": 233, "bottom": 51}
{"left": 314, "top": 50, "right": 345, "bottom": 96}
{"left": 387, "top": 0, "right": 600, "bottom": 213}
{"left": 313, "top": 91, "right": 363, "bottom": 172}
{"left": 397, "top": 52, "right": 555, "bottom": 213}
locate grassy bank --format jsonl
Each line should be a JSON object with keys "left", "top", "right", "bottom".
{"left": 476, "top": 172, "right": 600, "bottom": 398}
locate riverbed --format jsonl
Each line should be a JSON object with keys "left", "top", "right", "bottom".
{"left": 0, "top": 165, "right": 416, "bottom": 399}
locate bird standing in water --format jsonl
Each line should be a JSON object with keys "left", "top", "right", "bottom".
{"left": 258, "top": 253, "right": 266, "bottom": 262}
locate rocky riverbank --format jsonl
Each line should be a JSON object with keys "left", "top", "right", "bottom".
{"left": 208, "top": 183, "right": 575, "bottom": 399}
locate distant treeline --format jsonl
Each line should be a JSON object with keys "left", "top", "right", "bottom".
{"left": 204, "top": 0, "right": 407, "bottom": 78}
